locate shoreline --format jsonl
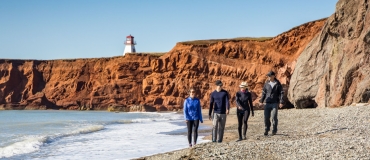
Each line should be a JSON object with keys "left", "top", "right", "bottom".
{"left": 128, "top": 109, "right": 215, "bottom": 160}
{"left": 131, "top": 108, "right": 237, "bottom": 159}
{"left": 0, "top": 110, "right": 196, "bottom": 159}
{"left": 170, "top": 108, "right": 241, "bottom": 142}
{"left": 133, "top": 108, "right": 242, "bottom": 159}
{"left": 136, "top": 104, "right": 370, "bottom": 159}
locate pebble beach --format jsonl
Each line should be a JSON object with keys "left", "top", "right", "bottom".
{"left": 138, "top": 104, "right": 370, "bottom": 160}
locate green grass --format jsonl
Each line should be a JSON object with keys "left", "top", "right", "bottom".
{"left": 127, "top": 52, "right": 167, "bottom": 57}
{"left": 233, "top": 37, "right": 273, "bottom": 41}
{"left": 179, "top": 18, "right": 328, "bottom": 46}
{"left": 180, "top": 37, "right": 273, "bottom": 45}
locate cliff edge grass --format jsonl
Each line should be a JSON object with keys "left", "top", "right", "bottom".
{"left": 125, "top": 52, "right": 167, "bottom": 57}
{"left": 179, "top": 18, "right": 328, "bottom": 46}
{"left": 180, "top": 37, "right": 273, "bottom": 45}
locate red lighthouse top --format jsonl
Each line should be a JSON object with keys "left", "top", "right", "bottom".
{"left": 125, "top": 34, "right": 136, "bottom": 45}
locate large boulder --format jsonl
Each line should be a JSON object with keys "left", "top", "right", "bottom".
{"left": 288, "top": 0, "right": 370, "bottom": 108}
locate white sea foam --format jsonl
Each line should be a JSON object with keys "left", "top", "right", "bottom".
{"left": 119, "top": 112, "right": 182, "bottom": 123}
{"left": 55, "top": 125, "right": 105, "bottom": 138}
{"left": 0, "top": 136, "right": 46, "bottom": 158}
{"left": 0, "top": 125, "right": 104, "bottom": 158}
{"left": 0, "top": 111, "right": 204, "bottom": 159}
{"left": 29, "top": 121, "right": 206, "bottom": 160}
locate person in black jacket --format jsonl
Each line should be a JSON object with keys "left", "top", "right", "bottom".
{"left": 259, "top": 71, "right": 284, "bottom": 136}
{"left": 209, "top": 80, "right": 230, "bottom": 143}
{"left": 235, "top": 82, "right": 254, "bottom": 141}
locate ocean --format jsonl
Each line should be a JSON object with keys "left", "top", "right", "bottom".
{"left": 0, "top": 110, "right": 210, "bottom": 160}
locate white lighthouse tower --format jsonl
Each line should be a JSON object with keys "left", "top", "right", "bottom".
{"left": 123, "top": 34, "right": 136, "bottom": 56}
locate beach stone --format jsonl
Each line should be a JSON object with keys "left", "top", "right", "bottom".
{"left": 140, "top": 106, "right": 370, "bottom": 159}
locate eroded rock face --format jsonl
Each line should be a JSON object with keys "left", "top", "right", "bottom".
{"left": 142, "top": 19, "right": 326, "bottom": 110}
{"left": 288, "top": 0, "right": 370, "bottom": 108}
{"left": 0, "top": 19, "right": 326, "bottom": 111}
{"left": 0, "top": 55, "right": 156, "bottom": 110}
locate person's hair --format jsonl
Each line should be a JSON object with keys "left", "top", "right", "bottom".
{"left": 188, "top": 88, "right": 195, "bottom": 93}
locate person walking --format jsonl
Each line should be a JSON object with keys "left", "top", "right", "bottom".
{"left": 209, "top": 80, "right": 230, "bottom": 143}
{"left": 259, "top": 71, "right": 284, "bottom": 136}
{"left": 235, "top": 82, "right": 254, "bottom": 141}
{"left": 183, "top": 88, "right": 203, "bottom": 148}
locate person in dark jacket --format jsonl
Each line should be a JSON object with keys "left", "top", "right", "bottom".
{"left": 259, "top": 71, "right": 284, "bottom": 136}
{"left": 183, "top": 88, "right": 203, "bottom": 148}
{"left": 209, "top": 80, "right": 230, "bottom": 143}
{"left": 235, "top": 82, "right": 254, "bottom": 141}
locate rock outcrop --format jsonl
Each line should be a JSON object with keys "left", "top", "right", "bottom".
{"left": 288, "top": 0, "right": 370, "bottom": 108}
{"left": 0, "top": 19, "right": 326, "bottom": 111}
{"left": 0, "top": 55, "right": 158, "bottom": 111}
{"left": 142, "top": 19, "right": 326, "bottom": 110}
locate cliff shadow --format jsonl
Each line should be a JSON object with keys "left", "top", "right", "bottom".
{"left": 361, "top": 88, "right": 370, "bottom": 103}
{"left": 282, "top": 84, "right": 294, "bottom": 109}
{"left": 295, "top": 96, "right": 318, "bottom": 109}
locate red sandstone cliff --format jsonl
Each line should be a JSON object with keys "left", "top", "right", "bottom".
{"left": 0, "top": 19, "right": 326, "bottom": 111}
{"left": 288, "top": 0, "right": 370, "bottom": 108}
{"left": 143, "top": 19, "right": 326, "bottom": 110}
{"left": 0, "top": 55, "right": 157, "bottom": 111}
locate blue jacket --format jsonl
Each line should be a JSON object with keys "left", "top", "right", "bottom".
{"left": 183, "top": 97, "right": 203, "bottom": 123}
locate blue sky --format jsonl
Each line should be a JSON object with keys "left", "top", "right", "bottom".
{"left": 0, "top": 0, "right": 338, "bottom": 60}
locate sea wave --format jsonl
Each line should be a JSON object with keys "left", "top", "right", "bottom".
{"left": 102, "top": 117, "right": 178, "bottom": 125}
{"left": 93, "top": 112, "right": 182, "bottom": 125}
{"left": 0, "top": 112, "right": 183, "bottom": 158}
{"left": 0, "top": 125, "right": 104, "bottom": 158}
{"left": 116, "top": 113, "right": 182, "bottom": 124}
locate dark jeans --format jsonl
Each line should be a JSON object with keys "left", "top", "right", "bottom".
{"left": 186, "top": 120, "right": 200, "bottom": 144}
{"left": 264, "top": 103, "right": 278, "bottom": 133}
{"left": 237, "top": 110, "right": 250, "bottom": 139}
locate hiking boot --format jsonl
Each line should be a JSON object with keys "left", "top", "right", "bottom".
{"left": 272, "top": 132, "right": 277, "bottom": 135}
{"left": 189, "top": 144, "right": 192, "bottom": 148}
{"left": 236, "top": 138, "right": 242, "bottom": 142}
{"left": 243, "top": 135, "right": 246, "bottom": 140}
{"left": 264, "top": 131, "right": 268, "bottom": 136}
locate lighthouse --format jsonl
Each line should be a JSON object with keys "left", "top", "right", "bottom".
{"left": 123, "top": 34, "right": 136, "bottom": 56}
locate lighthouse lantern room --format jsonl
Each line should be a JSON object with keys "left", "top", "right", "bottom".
{"left": 123, "top": 34, "right": 136, "bottom": 56}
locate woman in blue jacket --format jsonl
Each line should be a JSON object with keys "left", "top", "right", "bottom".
{"left": 183, "top": 88, "right": 203, "bottom": 147}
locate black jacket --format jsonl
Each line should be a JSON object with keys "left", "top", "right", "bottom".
{"left": 209, "top": 89, "right": 230, "bottom": 116}
{"left": 259, "top": 79, "right": 284, "bottom": 104}
{"left": 236, "top": 91, "right": 254, "bottom": 113}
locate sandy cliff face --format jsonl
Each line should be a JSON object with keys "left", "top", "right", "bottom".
{"left": 0, "top": 55, "right": 157, "bottom": 111}
{"left": 288, "top": 0, "right": 370, "bottom": 108}
{"left": 143, "top": 19, "right": 326, "bottom": 110}
{"left": 0, "top": 19, "right": 326, "bottom": 111}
